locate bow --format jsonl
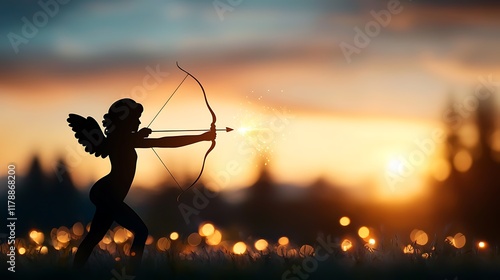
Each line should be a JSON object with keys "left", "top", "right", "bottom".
{"left": 147, "top": 62, "right": 217, "bottom": 202}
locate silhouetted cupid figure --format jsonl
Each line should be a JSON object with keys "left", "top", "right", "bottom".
{"left": 68, "top": 98, "right": 216, "bottom": 274}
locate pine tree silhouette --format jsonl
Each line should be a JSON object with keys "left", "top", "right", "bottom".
{"left": 437, "top": 91, "right": 500, "bottom": 243}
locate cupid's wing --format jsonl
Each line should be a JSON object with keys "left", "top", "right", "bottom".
{"left": 67, "top": 114, "right": 108, "bottom": 158}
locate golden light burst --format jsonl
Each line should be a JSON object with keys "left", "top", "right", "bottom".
{"left": 233, "top": 94, "right": 292, "bottom": 166}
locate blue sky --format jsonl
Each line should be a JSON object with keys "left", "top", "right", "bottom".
{"left": 2, "top": 0, "right": 500, "bottom": 118}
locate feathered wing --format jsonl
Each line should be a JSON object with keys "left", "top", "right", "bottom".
{"left": 67, "top": 114, "right": 109, "bottom": 158}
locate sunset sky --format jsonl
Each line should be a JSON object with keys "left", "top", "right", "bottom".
{"left": 1, "top": 0, "right": 500, "bottom": 202}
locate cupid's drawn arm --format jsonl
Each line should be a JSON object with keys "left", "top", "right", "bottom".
{"left": 134, "top": 127, "right": 216, "bottom": 148}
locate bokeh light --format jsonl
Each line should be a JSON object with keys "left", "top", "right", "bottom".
{"left": 339, "top": 216, "right": 351, "bottom": 227}
{"left": 72, "top": 222, "right": 84, "bottom": 237}
{"left": 358, "top": 227, "right": 370, "bottom": 239}
{"left": 29, "top": 230, "right": 44, "bottom": 245}
{"left": 199, "top": 223, "right": 215, "bottom": 237}
{"left": 403, "top": 244, "right": 414, "bottom": 254}
{"left": 40, "top": 246, "right": 48, "bottom": 255}
{"left": 170, "top": 232, "right": 179, "bottom": 241}
{"left": 445, "top": 236, "right": 454, "bottom": 245}
{"left": 146, "top": 235, "right": 154, "bottom": 245}
{"left": 157, "top": 237, "right": 171, "bottom": 251}
{"left": 206, "top": 230, "right": 222, "bottom": 246}
{"left": 431, "top": 159, "right": 451, "bottom": 182}
{"left": 233, "top": 242, "right": 247, "bottom": 255}
{"left": 278, "top": 236, "right": 289, "bottom": 246}
{"left": 341, "top": 239, "right": 353, "bottom": 252}
{"left": 254, "top": 239, "right": 269, "bottom": 251}
{"left": 276, "top": 245, "right": 287, "bottom": 257}
{"left": 102, "top": 235, "right": 112, "bottom": 245}
{"left": 56, "top": 227, "right": 71, "bottom": 243}
{"left": 454, "top": 150, "right": 473, "bottom": 172}
{"left": 299, "top": 245, "right": 315, "bottom": 257}
{"left": 113, "top": 228, "right": 129, "bottom": 244}
{"left": 453, "top": 233, "right": 466, "bottom": 249}
{"left": 188, "top": 233, "right": 202, "bottom": 247}
{"left": 414, "top": 230, "right": 428, "bottom": 246}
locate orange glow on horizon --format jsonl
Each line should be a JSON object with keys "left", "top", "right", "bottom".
{"left": 1, "top": 58, "right": 490, "bottom": 206}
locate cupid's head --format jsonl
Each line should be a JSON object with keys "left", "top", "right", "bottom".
{"left": 103, "top": 98, "right": 143, "bottom": 135}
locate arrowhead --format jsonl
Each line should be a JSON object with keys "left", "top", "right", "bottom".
{"left": 226, "top": 127, "right": 234, "bottom": 132}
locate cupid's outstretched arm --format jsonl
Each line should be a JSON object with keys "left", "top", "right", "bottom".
{"left": 134, "top": 128, "right": 216, "bottom": 148}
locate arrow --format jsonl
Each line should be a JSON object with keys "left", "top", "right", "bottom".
{"left": 152, "top": 127, "right": 234, "bottom": 133}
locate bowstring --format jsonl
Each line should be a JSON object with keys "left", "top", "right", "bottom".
{"left": 147, "top": 73, "right": 189, "bottom": 192}
{"left": 147, "top": 74, "right": 188, "bottom": 128}
{"left": 151, "top": 147, "right": 183, "bottom": 192}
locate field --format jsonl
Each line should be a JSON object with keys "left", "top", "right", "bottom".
{"left": 2, "top": 227, "right": 500, "bottom": 280}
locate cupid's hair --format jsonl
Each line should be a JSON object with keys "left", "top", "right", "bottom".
{"left": 103, "top": 98, "right": 143, "bottom": 135}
